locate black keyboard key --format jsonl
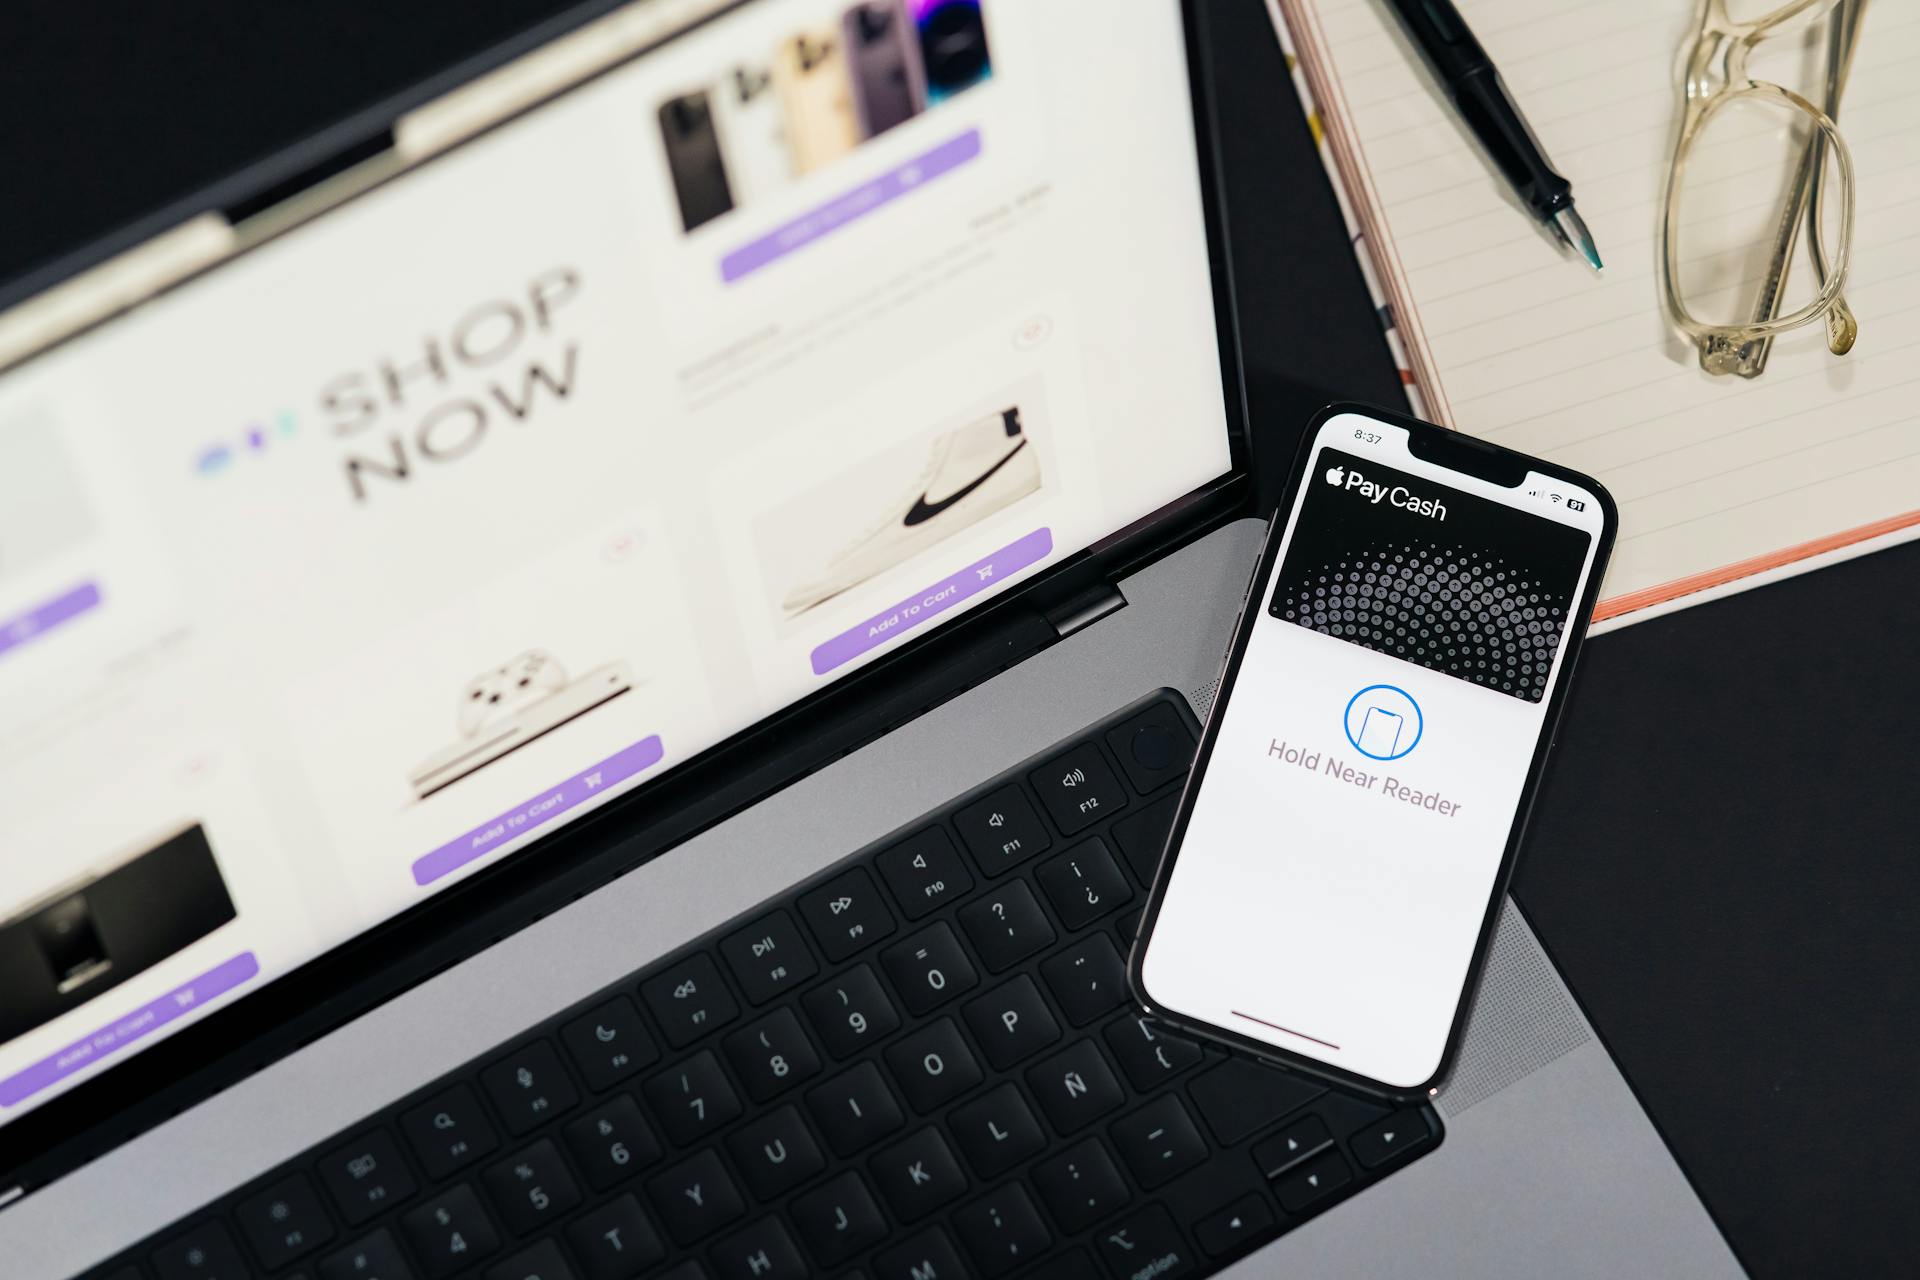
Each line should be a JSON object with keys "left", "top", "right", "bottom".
{"left": 560, "top": 996, "right": 659, "bottom": 1091}
{"left": 1032, "top": 1137, "right": 1131, "bottom": 1233}
{"left": 1105, "top": 702, "right": 1196, "bottom": 795}
{"left": 236, "top": 1173, "right": 335, "bottom": 1268}
{"left": 1031, "top": 743, "right": 1128, "bottom": 835}
{"left": 319, "top": 1229, "right": 414, "bottom": 1280}
{"left": 797, "top": 867, "right": 897, "bottom": 961}
{"left": 1095, "top": 1205, "right": 1194, "bottom": 1280}
{"left": 804, "top": 1062, "right": 905, "bottom": 1156}
{"left": 643, "top": 1051, "right": 742, "bottom": 1146}
{"left": 1251, "top": 1114, "right": 1332, "bottom": 1180}
{"left": 791, "top": 1171, "right": 887, "bottom": 1268}
{"left": 400, "top": 1185, "right": 501, "bottom": 1278}
{"left": 1035, "top": 839, "right": 1133, "bottom": 929}
{"left": 640, "top": 955, "right": 739, "bottom": 1048}
{"left": 480, "top": 1041, "right": 579, "bottom": 1136}
{"left": 1351, "top": 1110, "right": 1433, "bottom": 1169}
{"left": 567, "top": 1194, "right": 665, "bottom": 1279}
{"left": 1038, "top": 1250, "right": 1102, "bottom": 1280}
{"left": 722, "top": 1007, "right": 821, "bottom": 1101}
{"left": 400, "top": 1085, "right": 500, "bottom": 1180}
{"left": 952, "top": 785, "right": 1051, "bottom": 874}
{"left": 318, "top": 1130, "right": 417, "bottom": 1227}
{"left": 1193, "top": 1193, "right": 1276, "bottom": 1259}
{"left": 646, "top": 1149, "right": 745, "bottom": 1244}
{"left": 875, "top": 827, "right": 973, "bottom": 919}
{"left": 725, "top": 1105, "right": 825, "bottom": 1199}
{"left": 1103, "top": 1014, "right": 1203, "bottom": 1091}
{"left": 962, "top": 975, "right": 1062, "bottom": 1069}
{"left": 953, "top": 1184, "right": 1050, "bottom": 1278}
{"left": 1040, "top": 933, "right": 1128, "bottom": 1027}
{"left": 949, "top": 1082, "right": 1046, "bottom": 1179}
{"left": 957, "top": 880, "right": 1055, "bottom": 972}
{"left": 713, "top": 1217, "right": 807, "bottom": 1280}
{"left": 719, "top": 911, "right": 819, "bottom": 1005}
{"left": 870, "top": 1127, "right": 966, "bottom": 1223}
{"left": 1111, "top": 1094, "right": 1209, "bottom": 1190}
{"left": 882, "top": 923, "right": 978, "bottom": 1015}
{"left": 483, "top": 1139, "right": 581, "bottom": 1235}
{"left": 563, "top": 1095, "right": 662, "bottom": 1189}
{"left": 1110, "top": 795, "right": 1178, "bottom": 888}
{"left": 1274, "top": 1148, "right": 1352, "bottom": 1213}
{"left": 152, "top": 1222, "right": 249, "bottom": 1280}
{"left": 873, "top": 1227, "right": 967, "bottom": 1280}
{"left": 484, "top": 1239, "right": 575, "bottom": 1280}
{"left": 883, "top": 1018, "right": 981, "bottom": 1112}
{"left": 1027, "top": 1039, "right": 1124, "bottom": 1134}
{"left": 1186, "top": 1058, "right": 1324, "bottom": 1147}
{"left": 656, "top": 1264, "right": 711, "bottom": 1280}
{"left": 801, "top": 964, "right": 900, "bottom": 1059}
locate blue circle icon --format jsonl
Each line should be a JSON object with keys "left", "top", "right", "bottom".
{"left": 1344, "top": 684, "right": 1422, "bottom": 761}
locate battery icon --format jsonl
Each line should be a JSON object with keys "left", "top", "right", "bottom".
{"left": 1565, "top": 497, "right": 1586, "bottom": 512}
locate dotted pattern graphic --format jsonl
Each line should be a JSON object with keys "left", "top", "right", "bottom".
{"left": 1273, "top": 542, "right": 1569, "bottom": 702}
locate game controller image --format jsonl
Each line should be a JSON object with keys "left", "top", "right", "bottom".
{"left": 409, "top": 650, "right": 637, "bottom": 800}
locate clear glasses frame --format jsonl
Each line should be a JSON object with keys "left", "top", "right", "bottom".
{"left": 1659, "top": 0, "right": 1867, "bottom": 377}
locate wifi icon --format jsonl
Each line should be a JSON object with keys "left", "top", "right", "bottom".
{"left": 1061, "top": 768, "right": 1087, "bottom": 789}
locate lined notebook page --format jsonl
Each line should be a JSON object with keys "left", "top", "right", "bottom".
{"left": 1280, "top": 0, "right": 1920, "bottom": 620}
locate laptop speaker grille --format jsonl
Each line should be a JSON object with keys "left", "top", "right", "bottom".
{"left": 1437, "top": 898, "right": 1591, "bottom": 1114}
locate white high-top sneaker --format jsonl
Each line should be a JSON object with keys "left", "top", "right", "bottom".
{"left": 783, "top": 406, "right": 1041, "bottom": 617}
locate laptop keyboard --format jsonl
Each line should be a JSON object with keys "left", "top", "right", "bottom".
{"left": 90, "top": 692, "right": 1440, "bottom": 1280}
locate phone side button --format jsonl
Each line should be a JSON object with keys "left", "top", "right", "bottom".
{"left": 1349, "top": 1110, "right": 1436, "bottom": 1170}
{"left": 1272, "top": 1149, "right": 1353, "bottom": 1214}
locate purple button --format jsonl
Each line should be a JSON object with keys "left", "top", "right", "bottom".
{"left": 0, "top": 951, "right": 259, "bottom": 1107}
{"left": 721, "top": 128, "right": 982, "bottom": 283}
{"left": 411, "top": 734, "right": 666, "bottom": 886}
{"left": 811, "top": 527, "right": 1053, "bottom": 676}
{"left": 0, "top": 581, "right": 101, "bottom": 660}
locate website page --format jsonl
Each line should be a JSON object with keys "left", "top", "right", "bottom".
{"left": 0, "top": 0, "right": 1229, "bottom": 1123}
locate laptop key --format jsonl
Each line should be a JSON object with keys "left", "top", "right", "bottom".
{"left": 1035, "top": 838, "right": 1133, "bottom": 930}
{"left": 884, "top": 1018, "right": 982, "bottom": 1112}
{"left": 1273, "top": 1149, "right": 1353, "bottom": 1213}
{"left": 235, "top": 1173, "right": 335, "bottom": 1268}
{"left": 1351, "top": 1110, "right": 1434, "bottom": 1169}
{"left": 952, "top": 785, "right": 1051, "bottom": 874}
{"left": 1103, "top": 1014, "right": 1203, "bottom": 1091}
{"left": 949, "top": 1082, "right": 1047, "bottom": 1178}
{"left": 725, "top": 1104, "right": 825, "bottom": 1199}
{"left": 1040, "top": 933, "right": 1128, "bottom": 1027}
{"left": 1106, "top": 702, "right": 1196, "bottom": 796}
{"left": 957, "top": 879, "right": 1055, "bottom": 972}
{"left": 1251, "top": 1114, "right": 1332, "bottom": 1180}
{"left": 400, "top": 1084, "right": 500, "bottom": 1180}
{"left": 318, "top": 1130, "right": 417, "bottom": 1227}
{"left": 711, "top": 1217, "right": 807, "bottom": 1280}
{"left": 318, "top": 1229, "right": 414, "bottom": 1280}
{"left": 565, "top": 1194, "right": 665, "bottom": 1280}
{"left": 560, "top": 995, "right": 658, "bottom": 1091}
{"left": 790, "top": 1171, "right": 887, "bottom": 1268}
{"left": 1027, "top": 1039, "right": 1125, "bottom": 1134}
{"left": 962, "top": 975, "right": 1062, "bottom": 1069}
{"left": 1032, "top": 1137, "right": 1131, "bottom": 1233}
{"left": 882, "top": 922, "right": 978, "bottom": 1015}
{"left": 480, "top": 1041, "right": 579, "bottom": 1136}
{"left": 640, "top": 954, "right": 739, "bottom": 1048}
{"left": 1193, "top": 1193, "right": 1277, "bottom": 1259}
{"left": 563, "top": 1094, "right": 662, "bottom": 1189}
{"left": 801, "top": 963, "right": 900, "bottom": 1059}
{"left": 1186, "top": 1058, "right": 1324, "bottom": 1147}
{"left": 722, "top": 1007, "right": 821, "bottom": 1101}
{"left": 643, "top": 1050, "right": 742, "bottom": 1146}
{"left": 875, "top": 827, "right": 974, "bottom": 919}
{"left": 1111, "top": 1094, "right": 1209, "bottom": 1190}
{"left": 151, "top": 1221, "right": 249, "bottom": 1280}
{"left": 719, "top": 910, "right": 819, "bottom": 1005}
{"left": 797, "top": 867, "right": 898, "bottom": 961}
{"left": 954, "top": 1184, "right": 1051, "bottom": 1278}
{"left": 1031, "top": 743, "right": 1128, "bottom": 835}
{"left": 400, "top": 1185, "right": 501, "bottom": 1278}
{"left": 872, "top": 1227, "right": 967, "bottom": 1280}
{"left": 804, "top": 1061, "right": 905, "bottom": 1156}
{"left": 482, "top": 1139, "right": 581, "bottom": 1235}
{"left": 870, "top": 1127, "right": 967, "bottom": 1222}
{"left": 1110, "top": 795, "right": 1179, "bottom": 888}
{"left": 483, "top": 1239, "right": 575, "bottom": 1280}
{"left": 1095, "top": 1205, "right": 1195, "bottom": 1280}
{"left": 645, "top": 1148, "right": 745, "bottom": 1244}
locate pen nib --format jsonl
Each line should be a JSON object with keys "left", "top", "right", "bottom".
{"left": 1551, "top": 206, "right": 1604, "bottom": 272}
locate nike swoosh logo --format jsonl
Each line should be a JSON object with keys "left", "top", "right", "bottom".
{"left": 902, "top": 439, "right": 1028, "bottom": 527}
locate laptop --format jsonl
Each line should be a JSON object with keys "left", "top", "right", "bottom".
{"left": 0, "top": 1, "right": 1743, "bottom": 1276}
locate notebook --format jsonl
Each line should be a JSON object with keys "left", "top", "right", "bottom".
{"left": 1268, "top": 0, "right": 1920, "bottom": 628}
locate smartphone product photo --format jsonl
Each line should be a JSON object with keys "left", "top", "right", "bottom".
{"left": 774, "top": 27, "right": 861, "bottom": 174}
{"left": 1131, "top": 404, "right": 1617, "bottom": 1100}
{"left": 658, "top": 89, "right": 735, "bottom": 231}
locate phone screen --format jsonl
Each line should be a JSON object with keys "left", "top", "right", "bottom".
{"left": 1136, "top": 411, "right": 1609, "bottom": 1091}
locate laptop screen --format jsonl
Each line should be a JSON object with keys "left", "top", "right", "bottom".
{"left": 0, "top": 0, "right": 1231, "bottom": 1128}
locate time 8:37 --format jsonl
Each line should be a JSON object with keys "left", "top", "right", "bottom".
{"left": 1352, "top": 428, "right": 1383, "bottom": 444}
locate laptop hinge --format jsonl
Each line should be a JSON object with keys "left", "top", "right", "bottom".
{"left": 1044, "top": 582, "right": 1127, "bottom": 638}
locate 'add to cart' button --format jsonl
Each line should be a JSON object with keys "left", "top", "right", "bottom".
{"left": 811, "top": 527, "right": 1053, "bottom": 676}
{"left": 411, "top": 735, "right": 666, "bottom": 886}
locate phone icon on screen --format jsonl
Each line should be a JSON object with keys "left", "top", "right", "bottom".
{"left": 1357, "top": 706, "right": 1405, "bottom": 757}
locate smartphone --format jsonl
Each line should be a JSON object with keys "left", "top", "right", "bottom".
{"left": 911, "top": 0, "right": 992, "bottom": 103}
{"left": 774, "top": 28, "right": 861, "bottom": 174}
{"left": 844, "top": 1, "right": 928, "bottom": 138}
{"left": 657, "top": 90, "right": 735, "bottom": 232}
{"left": 1130, "top": 404, "right": 1617, "bottom": 1100}
{"left": 711, "top": 62, "right": 794, "bottom": 205}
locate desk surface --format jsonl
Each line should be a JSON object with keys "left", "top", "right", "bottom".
{"left": 3, "top": 2, "right": 1912, "bottom": 1274}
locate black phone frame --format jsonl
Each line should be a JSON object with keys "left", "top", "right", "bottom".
{"left": 1127, "top": 400, "right": 1620, "bottom": 1103}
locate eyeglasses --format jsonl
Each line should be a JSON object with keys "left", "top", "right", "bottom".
{"left": 1659, "top": 0, "right": 1868, "bottom": 378}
